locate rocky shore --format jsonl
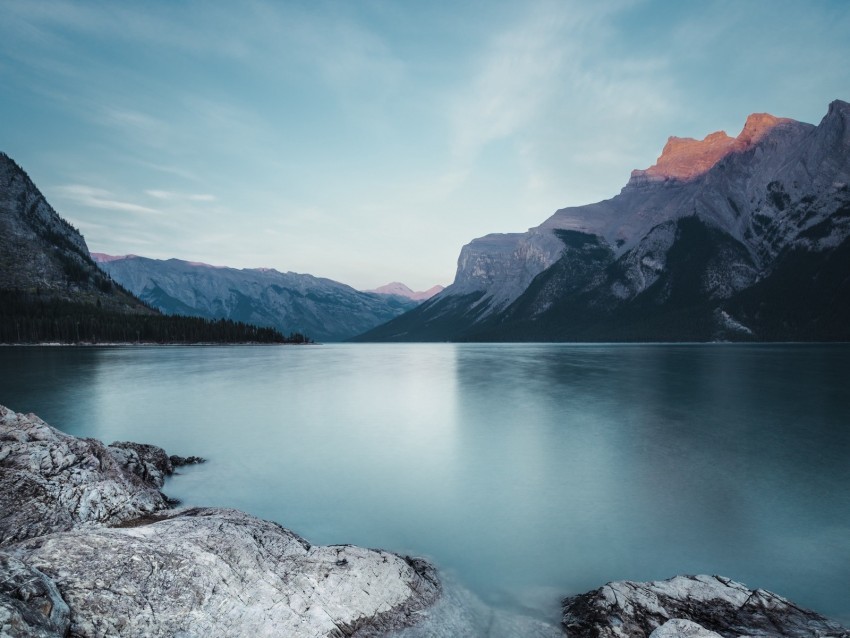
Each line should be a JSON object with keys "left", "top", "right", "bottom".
{"left": 562, "top": 575, "right": 850, "bottom": 637}
{"left": 0, "top": 405, "right": 439, "bottom": 637}
{"left": 2, "top": 404, "right": 848, "bottom": 637}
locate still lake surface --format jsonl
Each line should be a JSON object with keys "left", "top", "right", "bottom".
{"left": 1, "top": 343, "right": 849, "bottom": 628}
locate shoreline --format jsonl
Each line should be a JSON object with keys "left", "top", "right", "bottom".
{"left": 0, "top": 341, "right": 316, "bottom": 347}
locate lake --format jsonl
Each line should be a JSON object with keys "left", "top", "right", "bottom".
{"left": 1, "top": 343, "right": 848, "bottom": 631}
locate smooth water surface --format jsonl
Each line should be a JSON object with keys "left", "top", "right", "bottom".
{"left": 1, "top": 344, "right": 849, "bottom": 627}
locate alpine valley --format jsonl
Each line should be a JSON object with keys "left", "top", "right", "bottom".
{"left": 93, "top": 254, "right": 420, "bottom": 342}
{"left": 356, "top": 100, "right": 850, "bottom": 342}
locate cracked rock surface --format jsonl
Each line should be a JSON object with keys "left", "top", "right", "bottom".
{"left": 0, "top": 405, "right": 173, "bottom": 545}
{"left": 0, "top": 552, "right": 69, "bottom": 638}
{"left": 6, "top": 508, "right": 440, "bottom": 637}
{"left": 562, "top": 574, "right": 850, "bottom": 637}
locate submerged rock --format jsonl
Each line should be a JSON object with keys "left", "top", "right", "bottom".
{"left": 0, "top": 405, "right": 172, "bottom": 544}
{"left": 7, "top": 508, "right": 440, "bottom": 637}
{"left": 562, "top": 574, "right": 849, "bottom": 637}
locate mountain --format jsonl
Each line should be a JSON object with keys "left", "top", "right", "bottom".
{"left": 357, "top": 100, "right": 850, "bottom": 342}
{"left": 93, "top": 255, "right": 419, "bottom": 342}
{"left": 366, "top": 282, "right": 444, "bottom": 301}
{"left": 0, "top": 153, "right": 146, "bottom": 312}
{"left": 0, "top": 153, "right": 289, "bottom": 344}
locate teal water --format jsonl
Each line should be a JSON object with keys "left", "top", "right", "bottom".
{"left": 1, "top": 344, "right": 849, "bottom": 627}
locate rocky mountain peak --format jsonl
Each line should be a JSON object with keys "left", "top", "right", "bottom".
{"left": 626, "top": 112, "right": 792, "bottom": 188}
{"left": 820, "top": 99, "right": 850, "bottom": 143}
{"left": 367, "top": 282, "right": 445, "bottom": 301}
{"left": 737, "top": 112, "right": 789, "bottom": 145}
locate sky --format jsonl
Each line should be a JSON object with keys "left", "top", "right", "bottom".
{"left": 2, "top": 1, "right": 849, "bottom": 291}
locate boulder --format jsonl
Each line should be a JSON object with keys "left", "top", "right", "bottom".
{"left": 0, "top": 405, "right": 171, "bottom": 544}
{"left": 562, "top": 574, "right": 849, "bottom": 637}
{"left": 7, "top": 508, "right": 440, "bottom": 637}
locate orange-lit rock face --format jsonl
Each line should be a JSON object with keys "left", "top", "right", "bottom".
{"left": 629, "top": 113, "right": 792, "bottom": 185}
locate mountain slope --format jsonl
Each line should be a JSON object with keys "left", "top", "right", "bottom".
{"left": 357, "top": 100, "right": 850, "bottom": 342}
{"left": 0, "top": 153, "right": 146, "bottom": 312}
{"left": 94, "top": 256, "right": 418, "bottom": 342}
{"left": 0, "top": 153, "right": 290, "bottom": 344}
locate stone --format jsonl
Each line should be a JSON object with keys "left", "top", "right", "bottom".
{"left": 7, "top": 508, "right": 440, "bottom": 638}
{"left": 0, "top": 405, "right": 171, "bottom": 545}
{"left": 561, "top": 574, "right": 850, "bottom": 637}
{"left": 0, "top": 552, "right": 69, "bottom": 638}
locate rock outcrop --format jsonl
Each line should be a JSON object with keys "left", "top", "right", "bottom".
{"left": 561, "top": 574, "right": 850, "bottom": 637}
{"left": 0, "top": 405, "right": 173, "bottom": 545}
{"left": 0, "top": 404, "right": 440, "bottom": 637}
{"left": 6, "top": 508, "right": 440, "bottom": 638}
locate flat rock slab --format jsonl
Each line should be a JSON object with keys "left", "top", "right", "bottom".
{"left": 7, "top": 507, "right": 439, "bottom": 637}
{"left": 562, "top": 574, "right": 849, "bottom": 637}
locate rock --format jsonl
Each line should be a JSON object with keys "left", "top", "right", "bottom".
{"left": 109, "top": 440, "right": 174, "bottom": 487}
{"left": 169, "top": 453, "right": 206, "bottom": 467}
{"left": 7, "top": 507, "right": 441, "bottom": 637}
{"left": 649, "top": 619, "right": 723, "bottom": 638}
{"left": 0, "top": 405, "right": 171, "bottom": 545}
{"left": 562, "top": 574, "right": 850, "bottom": 637}
{"left": 0, "top": 552, "right": 69, "bottom": 638}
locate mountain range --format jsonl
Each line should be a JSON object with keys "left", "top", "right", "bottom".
{"left": 357, "top": 100, "right": 850, "bottom": 342}
{"left": 93, "top": 255, "right": 420, "bottom": 342}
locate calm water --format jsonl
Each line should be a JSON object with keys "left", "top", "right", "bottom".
{"left": 1, "top": 344, "right": 849, "bottom": 628}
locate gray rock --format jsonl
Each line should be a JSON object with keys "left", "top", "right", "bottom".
{"left": 108, "top": 440, "right": 175, "bottom": 487}
{"left": 169, "top": 453, "right": 206, "bottom": 468}
{"left": 649, "top": 619, "right": 723, "bottom": 638}
{"left": 7, "top": 507, "right": 440, "bottom": 637}
{"left": 0, "top": 552, "right": 69, "bottom": 638}
{"left": 562, "top": 574, "right": 850, "bottom": 637}
{"left": 0, "top": 405, "right": 171, "bottom": 545}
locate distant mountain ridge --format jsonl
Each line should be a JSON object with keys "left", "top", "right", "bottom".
{"left": 94, "top": 254, "right": 418, "bottom": 342}
{"left": 357, "top": 99, "right": 850, "bottom": 342}
{"left": 366, "top": 282, "right": 444, "bottom": 301}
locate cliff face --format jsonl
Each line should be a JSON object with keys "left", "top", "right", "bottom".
{"left": 357, "top": 100, "right": 850, "bottom": 342}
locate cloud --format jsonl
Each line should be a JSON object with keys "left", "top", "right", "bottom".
{"left": 145, "top": 190, "right": 216, "bottom": 202}
{"left": 55, "top": 185, "right": 160, "bottom": 214}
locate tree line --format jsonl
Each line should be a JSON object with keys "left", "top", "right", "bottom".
{"left": 0, "top": 290, "right": 310, "bottom": 344}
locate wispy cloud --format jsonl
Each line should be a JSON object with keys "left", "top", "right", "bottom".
{"left": 55, "top": 185, "right": 160, "bottom": 214}
{"left": 146, "top": 190, "right": 216, "bottom": 202}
